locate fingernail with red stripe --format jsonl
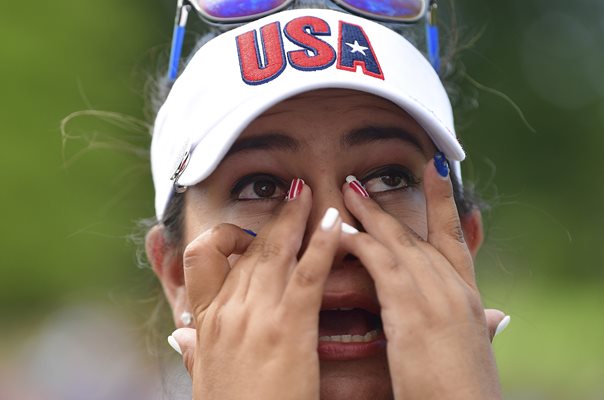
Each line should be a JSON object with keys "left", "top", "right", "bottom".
{"left": 287, "top": 178, "right": 305, "bottom": 201}
{"left": 346, "top": 175, "right": 369, "bottom": 198}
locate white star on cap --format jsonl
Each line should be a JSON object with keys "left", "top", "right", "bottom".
{"left": 346, "top": 40, "right": 369, "bottom": 56}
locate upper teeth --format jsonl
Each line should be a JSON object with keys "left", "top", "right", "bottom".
{"left": 319, "top": 330, "right": 379, "bottom": 343}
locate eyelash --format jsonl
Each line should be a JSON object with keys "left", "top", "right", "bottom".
{"left": 230, "top": 173, "right": 288, "bottom": 201}
{"left": 230, "top": 165, "right": 420, "bottom": 201}
{"left": 360, "top": 165, "right": 420, "bottom": 195}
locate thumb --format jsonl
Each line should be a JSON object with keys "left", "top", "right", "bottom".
{"left": 484, "top": 309, "right": 511, "bottom": 342}
{"left": 168, "top": 328, "right": 197, "bottom": 374}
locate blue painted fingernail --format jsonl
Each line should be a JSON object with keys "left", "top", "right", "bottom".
{"left": 243, "top": 229, "right": 257, "bottom": 237}
{"left": 434, "top": 151, "right": 450, "bottom": 178}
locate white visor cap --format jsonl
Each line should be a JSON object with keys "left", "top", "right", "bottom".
{"left": 152, "top": 9, "right": 465, "bottom": 221}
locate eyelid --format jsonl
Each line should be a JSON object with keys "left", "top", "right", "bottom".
{"left": 360, "top": 165, "right": 419, "bottom": 185}
{"left": 230, "top": 173, "right": 288, "bottom": 200}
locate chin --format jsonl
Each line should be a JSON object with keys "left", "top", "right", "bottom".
{"left": 319, "top": 354, "right": 393, "bottom": 400}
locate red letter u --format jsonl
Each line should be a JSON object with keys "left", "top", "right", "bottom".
{"left": 236, "top": 22, "right": 286, "bottom": 85}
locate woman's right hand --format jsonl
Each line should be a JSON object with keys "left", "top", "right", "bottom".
{"left": 172, "top": 181, "right": 341, "bottom": 400}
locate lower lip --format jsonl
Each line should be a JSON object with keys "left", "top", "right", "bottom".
{"left": 317, "top": 333, "right": 387, "bottom": 361}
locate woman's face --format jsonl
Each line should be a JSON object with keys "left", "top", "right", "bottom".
{"left": 178, "top": 88, "right": 438, "bottom": 399}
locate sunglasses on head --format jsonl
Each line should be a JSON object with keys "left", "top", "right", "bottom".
{"left": 168, "top": 0, "right": 440, "bottom": 81}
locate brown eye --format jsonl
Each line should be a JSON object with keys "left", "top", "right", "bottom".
{"left": 380, "top": 175, "right": 403, "bottom": 188}
{"left": 253, "top": 180, "right": 276, "bottom": 198}
{"left": 235, "top": 175, "right": 286, "bottom": 200}
{"left": 362, "top": 166, "right": 417, "bottom": 194}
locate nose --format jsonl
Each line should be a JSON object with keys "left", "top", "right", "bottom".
{"left": 298, "top": 178, "right": 360, "bottom": 265}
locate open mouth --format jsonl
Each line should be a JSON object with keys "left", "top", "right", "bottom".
{"left": 317, "top": 300, "right": 386, "bottom": 361}
{"left": 318, "top": 308, "right": 383, "bottom": 343}
{"left": 317, "top": 287, "right": 386, "bottom": 360}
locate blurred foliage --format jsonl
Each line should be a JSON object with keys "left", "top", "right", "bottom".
{"left": 1, "top": 0, "right": 603, "bottom": 398}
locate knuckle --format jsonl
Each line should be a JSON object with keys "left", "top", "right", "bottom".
{"left": 206, "top": 223, "right": 237, "bottom": 242}
{"left": 183, "top": 240, "right": 204, "bottom": 269}
{"left": 396, "top": 226, "right": 424, "bottom": 247}
{"left": 383, "top": 254, "right": 399, "bottom": 272}
{"left": 214, "top": 303, "right": 247, "bottom": 334}
{"left": 446, "top": 217, "right": 466, "bottom": 243}
{"left": 183, "top": 224, "right": 232, "bottom": 266}
{"left": 208, "top": 306, "right": 224, "bottom": 337}
{"left": 260, "top": 314, "right": 284, "bottom": 344}
{"left": 443, "top": 190, "right": 455, "bottom": 201}
{"left": 293, "top": 267, "right": 319, "bottom": 287}
{"left": 382, "top": 310, "right": 416, "bottom": 340}
{"left": 245, "top": 239, "right": 284, "bottom": 261}
{"left": 203, "top": 223, "right": 230, "bottom": 243}
{"left": 260, "top": 243, "right": 282, "bottom": 261}
{"left": 208, "top": 223, "right": 226, "bottom": 236}
{"left": 396, "top": 231, "right": 415, "bottom": 247}
{"left": 192, "top": 302, "right": 207, "bottom": 320}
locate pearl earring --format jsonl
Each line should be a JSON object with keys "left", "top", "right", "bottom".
{"left": 180, "top": 311, "right": 193, "bottom": 326}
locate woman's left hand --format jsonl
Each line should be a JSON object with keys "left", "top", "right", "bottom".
{"left": 339, "top": 158, "right": 502, "bottom": 400}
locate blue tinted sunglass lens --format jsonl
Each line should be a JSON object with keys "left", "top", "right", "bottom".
{"left": 336, "top": 0, "right": 425, "bottom": 21}
{"left": 197, "top": 0, "right": 290, "bottom": 21}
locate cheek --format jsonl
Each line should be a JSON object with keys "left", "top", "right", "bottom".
{"left": 375, "top": 190, "right": 428, "bottom": 239}
{"left": 220, "top": 206, "right": 277, "bottom": 235}
{"left": 183, "top": 200, "right": 280, "bottom": 245}
{"left": 183, "top": 215, "right": 218, "bottom": 246}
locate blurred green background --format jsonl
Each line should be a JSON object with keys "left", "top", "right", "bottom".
{"left": 1, "top": 0, "right": 603, "bottom": 398}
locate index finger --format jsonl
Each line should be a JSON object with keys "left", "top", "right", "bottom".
{"left": 183, "top": 224, "right": 254, "bottom": 317}
{"left": 425, "top": 152, "right": 476, "bottom": 287}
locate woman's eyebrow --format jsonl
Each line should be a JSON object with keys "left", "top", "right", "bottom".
{"left": 225, "top": 133, "right": 300, "bottom": 158}
{"left": 341, "top": 126, "right": 425, "bottom": 154}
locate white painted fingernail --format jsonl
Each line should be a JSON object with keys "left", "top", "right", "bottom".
{"left": 341, "top": 222, "right": 359, "bottom": 235}
{"left": 167, "top": 335, "right": 182, "bottom": 355}
{"left": 494, "top": 315, "right": 511, "bottom": 337}
{"left": 321, "top": 207, "right": 340, "bottom": 231}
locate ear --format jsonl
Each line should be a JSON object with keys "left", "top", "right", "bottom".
{"left": 145, "top": 225, "right": 189, "bottom": 327}
{"left": 460, "top": 209, "right": 484, "bottom": 259}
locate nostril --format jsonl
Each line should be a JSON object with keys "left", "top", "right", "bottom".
{"left": 344, "top": 253, "right": 359, "bottom": 262}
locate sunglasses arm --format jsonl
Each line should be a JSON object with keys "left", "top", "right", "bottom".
{"left": 168, "top": 0, "right": 192, "bottom": 82}
{"left": 426, "top": 0, "right": 440, "bottom": 74}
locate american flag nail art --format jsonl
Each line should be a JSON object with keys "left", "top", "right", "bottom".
{"left": 287, "top": 178, "right": 305, "bottom": 201}
{"left": 346, "top": 175, "right": 369, "bottom": 198}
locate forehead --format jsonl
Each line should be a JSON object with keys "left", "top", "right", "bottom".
{"left": 258, "top": 88, "right": 414, "bottom": 118}
{"left": 239, "top": 88, "right": 434, "bottom": 150}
